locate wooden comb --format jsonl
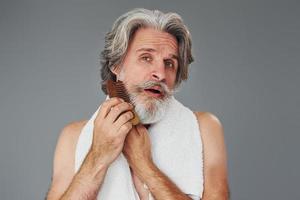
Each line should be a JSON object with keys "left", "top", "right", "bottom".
{"left": 106, "top": 79, "right": 140, "bottom": 125}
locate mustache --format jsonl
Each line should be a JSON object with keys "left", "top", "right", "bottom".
{"left": 135, "top": 80, "right": 173, "bottom": 97}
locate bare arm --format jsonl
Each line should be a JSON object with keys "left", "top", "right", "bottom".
{"left": 196, "top": 112, "right": 229, "bottom": 200}
{"left": 46, "top": 121, "right": 87, "bottom": 200}
{"left": 123, "top": 112, "right": 229, "bottom": 200}
{"left": 139, "top": 161, "right": 193, "bottom": 200}
{"left": 47, "top": 98, "right": 134, "bottom": 200}
{"left": 123, "top": 125, "right": 192, "bottom": 200}
{"left": 57, "top": 151, "right": 109, "bottom": 199}
{"left": 46, "top": 124, "right": 108, "bottom": 200}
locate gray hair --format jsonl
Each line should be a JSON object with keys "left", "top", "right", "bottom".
{"left": 100, "top": 8, "right": 194, "bottom": 94}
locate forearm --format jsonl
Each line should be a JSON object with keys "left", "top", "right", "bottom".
{"left": 138, "top": 163, "right": 192, "bottom": 200}
{"left": 202, "top": 190, "right": 229, "bottom": 200}
{"left": 201, "top": 182, "right": 230, "bottom": 200}
{"left": 60, "top": 151, "right": 108, "bottom": 200}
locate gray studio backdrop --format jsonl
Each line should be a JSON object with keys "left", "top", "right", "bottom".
{"left": 0, "top": 0, "right": 299, "bottom": 199}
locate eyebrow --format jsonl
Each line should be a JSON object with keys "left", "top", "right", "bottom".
{"left": 136, "top": 48, "right": 178, "bottom": 61}
{"left": 136, "top": 48, "right": 155, "bottom": 52}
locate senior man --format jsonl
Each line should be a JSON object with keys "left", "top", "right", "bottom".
{"left": 47, "top": 8, "right": 229, "bottom": 200}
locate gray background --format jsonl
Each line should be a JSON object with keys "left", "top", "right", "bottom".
{"left": 0, "top": 0, "right": 299, "bottom": 199}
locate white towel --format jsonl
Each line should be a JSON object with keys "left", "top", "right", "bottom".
{"left": 75, "top": 96, "right": 204, "bottom": 199}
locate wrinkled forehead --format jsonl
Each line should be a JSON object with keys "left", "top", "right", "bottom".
{"left": 129, "top": 28, "right": 179, "bottom": 56}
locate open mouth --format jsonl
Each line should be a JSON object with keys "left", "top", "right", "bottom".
{"left": 144, "top": 87, "right": 163, "bottom": 98}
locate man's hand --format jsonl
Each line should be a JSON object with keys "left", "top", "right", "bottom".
{"left": 90, "top": 97, "right": 134, "bottom": 167}
{"left": 123, "top": 125, "right": 193, "bottom": 200}
{"left": 123, "top": 125, "right": 153, "bottom": 175}
{"left": 47, "top": 97, "right": 135, "bottom": 200}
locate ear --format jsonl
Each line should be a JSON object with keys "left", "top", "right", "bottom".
{"left": 111, "top": 65, "right": 121, "bottom": 76}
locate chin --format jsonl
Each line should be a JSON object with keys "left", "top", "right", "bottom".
{"left": 132, "top": 94, "right": 171, "bottom": 124}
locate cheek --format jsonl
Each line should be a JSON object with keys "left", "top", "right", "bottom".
{"left": 121, "top": 70, "right": 144, "bottom": 90}
{"left": 166, "top": 72, "right": 177, "bottom": 88}
{"left": 125, "top": 68, "right": 148, "bottom": 83}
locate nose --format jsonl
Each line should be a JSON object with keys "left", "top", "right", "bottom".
{"left": 151, "top": 61, "right": 166, "bottom": 82}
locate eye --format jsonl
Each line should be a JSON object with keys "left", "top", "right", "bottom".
{"left": 140, "top": 54, "right": 152, "bottom": 62}
{"left": 164, "top": 59, "right": 175, "bottom": 68}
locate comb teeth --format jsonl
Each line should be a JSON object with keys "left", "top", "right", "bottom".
{"left": 106, "top": 80, "right": 131, "bottom": 102}
{"left": 114, "top": 81, "right": 131, "bottom": 103}
{"left": 106, "top": 79, "right": 140, "bottom": 125}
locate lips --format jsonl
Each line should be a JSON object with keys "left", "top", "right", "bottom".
{"left": 144, "top": 86, "right": 164, "bottom": 98}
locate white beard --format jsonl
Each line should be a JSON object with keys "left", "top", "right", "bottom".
{"left": 118, "top": 68, "right": 173, "bottom": 124}
{"left": 131, "top": 94, "right": 172, "bottom": 124}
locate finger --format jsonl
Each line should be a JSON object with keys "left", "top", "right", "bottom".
{"left": 105, "top": 102, "right": 133, "bottom": 123}
{"left": 114, "top": 111, "right": 134, "bottom": 127}
{"left": 97, "top": 97, "right": 124, "bottom": 119}
{"left": 117, "top": 121, "right": 133, "bottom": 137}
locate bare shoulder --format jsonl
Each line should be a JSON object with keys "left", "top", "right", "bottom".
{"left": 47, "top": 119, "right": 88, "bottom": 199}
{"left": 195, "top": 112, "right": 222, "bottom": 128}
{"left": 59, "top": 120, "right": 88, "bottom": 142}
{"left": 194, "top": 111, "right": 229, "bottom": 198}
{"left": 193, "top": 111, "right": 226, "bottom": 164}
{"left": 54, "top": 119, "right": 88, "bottom": 175}
{"left": 194, "top": 111, "right": 224, "bottom": 136}
{"left": 55, "top": 120, "right": 88, "bottom": 162}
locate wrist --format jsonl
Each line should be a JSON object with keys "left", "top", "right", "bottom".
{"left": 82, "top": 151, "right": 109, "bottom": 181}
{"left": 87, "top": 149, "right": 111, "bottom": 169}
